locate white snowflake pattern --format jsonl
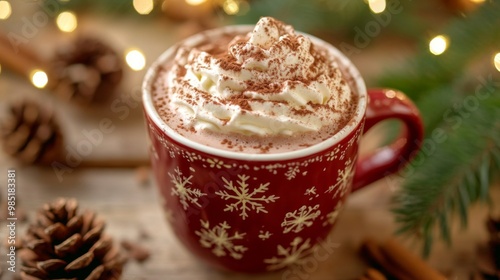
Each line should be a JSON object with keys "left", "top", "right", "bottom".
{"left": 326, "top": 146, "right": 341, "bottom": 161}
{"left": 281, "top": 204, "right": 321, "bottom": 234}
{"left": 285, "top": 166, "right": 300, "bottom": 180}
{"left": 323, "top": 201, "right": 344, "bottom": 226}
{"left": 169, "top": 150, "right": 176, "bottom": 158}
{"left": 215, "top": 174, "right": 279, "bottom": 220}
{"left": 158, "top": 134, "right": 169, "bottom": 148}
{"left": 207, "top": 158, "right": 232, "bottom": 169}
{"left": 169, "top": 167, "right": 207, "bottom": 210}
{"left": 195, "top": 220, "right": 247, "bottom": 259}
{"left": 186, "top": 152, "right": 200, "bottom": 162}
{"left": 258, "top": 230, "right": 272, "bottom": 240}
{"left": 264, "top": 237, "right": 314, "bottom": 271}
{"left": 304, "top": 187, "right": 319, "bottom": 200}
{"left": 325, "top": 159, "right": 355, "bottom": 199}
{"left": 348, "top": 135, "right": 357, "bottom": 147}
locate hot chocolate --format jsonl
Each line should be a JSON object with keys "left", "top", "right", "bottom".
{"left": 152, "top": 17, "right": 358, "bottom": 154}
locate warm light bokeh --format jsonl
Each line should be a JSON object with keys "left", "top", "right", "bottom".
{"left": 56, "top": 11, "right": 78, "bottom": 33}
{"left": 185, "top": 0, "right": 207, "bottom": 6}
{"left": 133, "top": 0, "right": 154, "bottom": 15}
{"left": 125, "top": 49, "right": 146, "bottom": 71}
{"left": 368, "top": 0, "right": 386, "bottom": 14}
{"left": 0, "top": 1, "right": 12, "bottom": 20}
{"left": 494, "top": 53, "right": 500, "bottom": 72}
{"left": 429, "top": 35, "right": 449, "bottom": 55}
{"left": 223, "top": 0, "right": 240, "bottom": 15}
{"left": 31, "top": 70, "right": 49, "bottom": 89}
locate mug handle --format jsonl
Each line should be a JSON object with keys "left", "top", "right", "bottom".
{"left": 351, "top": 88, "right": 424, "bottom": 192}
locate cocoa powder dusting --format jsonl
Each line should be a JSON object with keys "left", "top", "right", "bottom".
{"left": 151, "top": 17, "right": 361, "bottom": 154}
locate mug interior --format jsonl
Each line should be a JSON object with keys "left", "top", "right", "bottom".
{"left": 142, "top": 25, "right": 367, "bottom": 162}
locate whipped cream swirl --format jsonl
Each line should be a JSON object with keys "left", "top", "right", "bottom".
{"left": 165, "top": 17, "right": 352, "bottom": 136}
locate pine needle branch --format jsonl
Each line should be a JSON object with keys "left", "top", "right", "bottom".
{"left": 393, "top": 88, "right": 500, "bottom": 256}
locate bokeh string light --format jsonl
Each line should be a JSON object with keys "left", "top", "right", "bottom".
{"left": 223, "top": 0, "right": 240, "bottom": 15}
{"left": 494, "top": 52, "right": 500, "bottom": 72}
{"left": 429, "top": 35, "right": 449, "bottom": 55}
{"left": 133, "top": 0, "right": 154, "bottom": 15}
{"left": 368, "top": 0, "right": 386, "bottom": 13}
{"left": 125, "top": 49, "right": 146, "bottom": 71}
{"left": 186, "top": 0, "right": 208, "bottom": 5}
{"left": 30, "top": 70, "right": 49, "bottom": 89}
{"left": 0, "top": 0, "right": 12, "bottom": 20}
{"left": 56, "top": 11, "right": 78, "bottom": 33}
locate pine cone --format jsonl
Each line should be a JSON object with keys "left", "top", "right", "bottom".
{"left": 53, "top": 37, "right": 123, "bottom": 106}
{"left": 20, "top": 198, "right": 127, "bottom": 280}
{"left": 1, "top": 100, "right": 63, "bottom": 165}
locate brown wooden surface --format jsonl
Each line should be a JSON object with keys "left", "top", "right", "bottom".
{"left": 0, "top": 2, "right": 497, "bottom": 279}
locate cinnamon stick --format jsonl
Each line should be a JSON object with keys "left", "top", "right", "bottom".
{"left": 380, "top": 238, "right": 446, "bottom": 280}
{"left": 365, "top": 268, "right": 387, "bottom": 280}
{"left": 0, "top": 32, "right": 57, "bottom": 89}
{"left": 360, "top": 238, "right": 413, "bottom": 280}
{"left": 0, "top": 32, "right": 44, "bottom": 65}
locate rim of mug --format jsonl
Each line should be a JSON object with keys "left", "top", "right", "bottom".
{"left": 142, "top": 25, "right": 367, "bottom": 162}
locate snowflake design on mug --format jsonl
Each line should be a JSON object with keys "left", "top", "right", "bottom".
{"left": 285, "top": 166, "right": 300, "bottom": 180}
{"left": 326, "top": 146, "right": 341, "bottom": 161}
{"left": 304, "top": 186, "right": 319, "bottom": 200}
{"left": 195, "top": 219, "right": 248, "bottom": 259}
{"left": 258, "top": 230, "right": 272, "bottom": 240}
{"left": 281, "top": 204, "right": 321, "bottom": 234}
{"left": 207, "top": 158, "right": 232, "bottom": 169}
{"left": 264, "top": 237, "right": 314, "bottom": 271}
{"left": 215, "top": 174, "right": 279, "bottom": 220}
{"left": 168, "top": 167, "right": 207, "bottom": 210}
{"left": 325, "top": 159, "right": 355, "bottom": 199}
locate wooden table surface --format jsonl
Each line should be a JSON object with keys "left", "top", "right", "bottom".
{"left": 0, "top": 3, "right": 497, "bottom": 279}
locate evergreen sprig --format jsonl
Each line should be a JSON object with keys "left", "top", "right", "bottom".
{"left": 382, "top": 0, "right": 500, "bottom": 256}
{"left": 393, "top": 89, "right": 500, "bottom": 256}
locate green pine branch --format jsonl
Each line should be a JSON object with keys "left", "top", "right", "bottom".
{"left": 386, "top": 0, "right": 500, "bottom": 256}
{"left": 393, "top": 90, "right": 500, "bottom": 256}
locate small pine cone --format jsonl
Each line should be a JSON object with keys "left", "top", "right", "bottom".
{"left": 53, "top": 36, "right": 123, "bottom": 106}
{"left": 1, "top": 100, "right": 63, "bottom": 165}
{"left": 19, "top": 198, "right": 127, "bottom": 280}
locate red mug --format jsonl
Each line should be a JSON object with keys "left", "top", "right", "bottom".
{"left": 142, "top": 25, "right": 423, "bottom": 273}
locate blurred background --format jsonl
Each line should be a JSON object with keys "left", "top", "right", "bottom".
{"left": 0, "top": 0, "right": 499, "bottom": 279}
